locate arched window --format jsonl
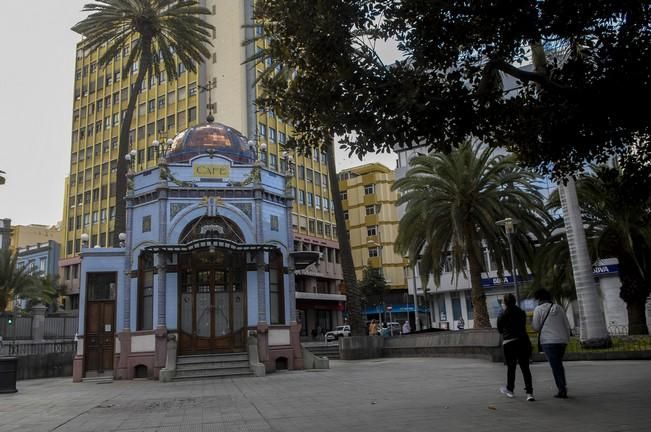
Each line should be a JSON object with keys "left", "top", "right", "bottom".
{"left": 179, "top": 216, "right": 245, "bottom": 244}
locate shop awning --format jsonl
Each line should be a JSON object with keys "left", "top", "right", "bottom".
{"left": 364, "top": 304, "right": 430, "bottom": 314}
{"left": 144, "top": 238, "right": 278, "bottom": 253}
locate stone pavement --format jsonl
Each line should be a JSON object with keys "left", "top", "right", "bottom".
{"left": 1, "top": 358, "right": 649, "bottom": 432}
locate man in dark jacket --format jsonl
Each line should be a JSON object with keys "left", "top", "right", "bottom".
{"left": 497, "top": 293, "right": 535, "bottom": 401}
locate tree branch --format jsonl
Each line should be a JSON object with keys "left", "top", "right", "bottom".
{"left": 493, "top": 60, "right": 569, "bottom": 92}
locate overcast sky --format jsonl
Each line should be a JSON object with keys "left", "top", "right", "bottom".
{"left": 0, "top": 1, "right": 396, "bottom": 227}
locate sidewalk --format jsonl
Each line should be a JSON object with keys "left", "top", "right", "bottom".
{"left": 1, "top": 358, "right": 649, "bottom": 432}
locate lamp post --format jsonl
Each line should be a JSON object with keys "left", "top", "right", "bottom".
{"left": 367, "top": 239, "right": 389, "bottom": 330}
{"left": 405, "top": 264, "right": 421, "bottom": 331}
{"left": 151, "top": 137, "right": 174, "bottom": 164}
{"left": 496, "top": 218, "right": 520, "bottom": 306}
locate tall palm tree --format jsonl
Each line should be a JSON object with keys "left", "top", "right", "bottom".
{"left": 393, "top": 143, "right": 549, "bottom": 328}
{"left": 72, "top": 0, "right": 214, "bottom": 244}
{"left": 549, "top": 165, "right": 651, "bottom": 335}
{"left": 527, "top": 41, "right": 611, "bottom": 347}
{"left": 325, "top": 144, "right": 364, "bottom": 335}
{"left": 0, "top": 249, "right": 35, "bottom": 312}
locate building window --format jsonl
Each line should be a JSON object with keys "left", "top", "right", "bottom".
{"left": 367, "top": 225, "right": 377, "bottom": 237}
{"left": 307, "top": 192, "right": 313, "bottom": 207}
{"left": 259, "top": 123, "right": 266, "bottom": 137}
{"left": 365, "top": 205, "right": 376, "bottom": 215}
{"left": 325, "top": 224, "right": 331, "bottom": 237}
{"left": 100, "top": 209, "right": 107, "bottom": 222}
{"left": 451, "top": 292, "right": 462, "bottom": 321}
{"left": 269, "top": 127, "right": 276, "bottom": 142}
{"left": 148, "top": 99, "right": 155, "bottom": 113}
{"left": 438, "top": 295, "right": 447, "bottom": 321}
{"left": 306, "top": 169, "right": 313, "bottom": 182}
{"left": 297, "top": 165, "right": 304, "bottom": 179}
{"left": 323, "top": 199, "right": 329, "bottom": 211}
{"left": 270, "top": 215, "right": 279, "bottom": 232}
{"left": 343, "top": 210, "right": 349, "bottom": 220}
{"left": 139, "top": 254, "right": 154, "bottom": 330}
{"left": 269, "top": 153, "right": 277, "bottom": 170}
{"left": 178, "top": 86, "right": 186, "bottom": 100}
{"left": 298, "top": 190, "right": 305, "bottom": 205}
{"left": 315, "top": 196, "right": 321, "bottom": 209}
{"left": 308, "top": 219, "right": 315, "bottom": 233}
{"left": 364, "top": 184, "right": 375, "bottom": 195}
{"left": 279, "top": 132, "right": 286, "bottom": 144}
{"left": 188, "top": 82, "right": 197, "bottom": 96}
{"left": 340, "top": 191, "right": 347, "bottom": 200}
{"left": 368, "top": 247, "right": 379, "bottom": 257}
{"left": 142, "top": 215, "right": 151, "bottom": 233}
{"left": 188, "top": 106, "right": 197, "bottom": 122}
{"left": 269, "top": 250, "right": 285, "bottom": 325}
{"left": 465, "top": 291, "right": 474, "bottom": 320}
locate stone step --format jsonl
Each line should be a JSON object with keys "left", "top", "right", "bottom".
{"left": 173, "top": 367, "right": 252, "bottom": 380}
{"left": 176, "top": 360, "right": 250, "bottom": 371}
{"left": 83, "top": 376, "right": 114, "bottom": 384}
{"left": 177, "top": 353, "right": 248, "bottom": 365}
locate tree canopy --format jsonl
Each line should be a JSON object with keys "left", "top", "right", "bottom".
{"left": 254, "top": 0, "right": 651, "bottom": 178}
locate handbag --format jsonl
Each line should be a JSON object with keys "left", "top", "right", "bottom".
{"left": 537, "top": 303, "right": 553, "bottom": 353}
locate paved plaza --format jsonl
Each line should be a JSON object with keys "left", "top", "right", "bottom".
{"left": 1, "top": 358, "right": 649, "bottom": 432}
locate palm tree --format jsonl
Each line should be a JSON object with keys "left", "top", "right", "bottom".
{"left": 549, "top": 165, "right": 651, "bottom": 335}
{"left": 325, "top": 144, "right": 364, "bottom": 335}
{"left": 0, "top": 249, "right": 35, "bottom": 312}
{"left": 393, "top": 143, "right": 549, "bottom": 328}
{"left": 72, "top": 0, "right": 214, "bottom": 244}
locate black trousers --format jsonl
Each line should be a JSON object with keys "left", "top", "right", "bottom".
{"left": 504, "top": 338, "right": 533, "bottom": 394}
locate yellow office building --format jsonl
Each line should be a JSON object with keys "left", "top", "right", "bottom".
{"left": 338, "top": 163, "right": 406, "bottom": 291}
{"left": 60, "top": 1, "right": 343, "bottom": 335}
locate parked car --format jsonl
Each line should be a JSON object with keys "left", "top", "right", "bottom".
{"left": 325, "top": 325, "right": 351, "bottom": 341}
{"left": 378, "top": 322, "right": 402, "bottom": 336}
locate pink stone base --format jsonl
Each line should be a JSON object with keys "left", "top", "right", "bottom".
{"left": 258, "top": 322, "right": 304, "bottom": 372}
{"left": 72, "top": 355, "right": 84, "bottom": 382}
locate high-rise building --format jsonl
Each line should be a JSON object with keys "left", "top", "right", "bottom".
{"left": 338, "top": 163, "right": 416, "bottom": 323}
{"left": 61, "top": 1, "right": 342, "bottom": 334}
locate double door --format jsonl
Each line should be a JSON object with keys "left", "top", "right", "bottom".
{"left": 179, "top": 259, "right": 246, "bottom": 354}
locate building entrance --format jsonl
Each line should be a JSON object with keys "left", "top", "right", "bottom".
{"left": 178, "top": 250, "right": 247, "bottom": 354}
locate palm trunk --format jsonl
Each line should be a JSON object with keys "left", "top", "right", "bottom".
{"left": 559, "top": 179, "right": 611, "bottom": 347}
{"left": 466, "top": 236, "right": 491, "bottom": 328}
{"left": 619, "top": 270, "right": 650, "bottom": 335}
{"left": 326, "top": 143, "right": 363, "bottom": 335}
{"left": 113, "top": 42, "right": 152, "bottom": 246}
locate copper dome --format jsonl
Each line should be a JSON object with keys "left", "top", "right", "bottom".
{"left": 165, "top": 122, "right": 254, "bottom": 164}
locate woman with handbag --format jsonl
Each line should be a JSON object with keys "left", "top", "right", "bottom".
{"left": 497, "top": 293, "right": 535, "bottom": 401}
{"left": 532, "top": 288, "right": 571, "bottom": 399}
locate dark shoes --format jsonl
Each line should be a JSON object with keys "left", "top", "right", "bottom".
{"left": 554, "top": 390, "right": 568, "bottom": 399}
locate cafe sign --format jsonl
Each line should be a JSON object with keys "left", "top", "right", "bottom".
{"left": 193, "top": 164, "right": 230, "bottom": 179}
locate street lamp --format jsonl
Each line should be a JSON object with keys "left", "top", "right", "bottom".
{"left": 496, "top": 218, "right": 520, "bottom": 306}
{"left": 152, "top": 137, "right": 174, "bottom": 164}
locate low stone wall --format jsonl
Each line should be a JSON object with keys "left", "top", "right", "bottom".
{"left": 340, "top": 336, "right": 384, "bottom": 360}
{"left": 382, "top": 329, "right": 503, "bottom": 362}
{"left": 15, "top": 352, "right": 75, "bottom": 380}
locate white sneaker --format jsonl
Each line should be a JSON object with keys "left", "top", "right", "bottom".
{"left": 500, "top": 387, "right": 514, "bottom": 398}
{"left": 526, "top": 393, "right": 535, "bottom": 401}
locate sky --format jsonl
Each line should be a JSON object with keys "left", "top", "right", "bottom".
{"left": 0, "top": 1, "right": 396, "bottom": 227}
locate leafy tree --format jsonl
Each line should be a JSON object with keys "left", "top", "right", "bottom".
{"left": 73, "top": 0, "right": 214, "bottom": 244}
{"left": 358, "top": 267, "right": 389, "bottom": 305}
{"left": 549, "top": 165, "right": 651, "bottom": 335}
{"left": 0, "top": 250, "right": 34, "bottom": 312}
{"left": 393, "top": 143, "right": 549, "bottom": 328}
{"left": 252, "top": 0, "right": 650, "bottom": 179}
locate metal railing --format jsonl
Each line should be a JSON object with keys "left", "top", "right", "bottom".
{"left": 5, "top": 341, "right": 77, "bottom": 357}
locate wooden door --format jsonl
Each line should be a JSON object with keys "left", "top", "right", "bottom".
{"left": 85, "top": 301, "right": 115, "bottom": 374}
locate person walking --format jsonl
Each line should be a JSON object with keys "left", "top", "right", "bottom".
{"left": 532, "top": 288, "right": 571, "bottom": 399}
{"left": 368, "top": 319, "right": 378, "bottom": 336}
{"left": 402, "top": 320, "right": 411, "bottom": 335}
{"left": 497, "top": 293, "right": 535, "bottom": 401}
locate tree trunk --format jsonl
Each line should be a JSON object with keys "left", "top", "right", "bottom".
{"left": 627, "top": 299, "right": 649, "bottom": 335}
{"left": 559, "top": 179, "right": 611, "bottom": 347}
{"left": 113, "top": 42, "right": 152, "bottom": 246}
{"left": 326, "top": 143, "right": 363, "bottom": 335}
{"left": 619, "top": 270, "right": 650, "bottom": 335}
{"left": 466, "top": 233, "right": 491, "bottom": 328}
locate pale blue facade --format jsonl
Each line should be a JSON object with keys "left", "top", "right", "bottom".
{"left": 74, "top": 122, "right": 305, "bottom": 381}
